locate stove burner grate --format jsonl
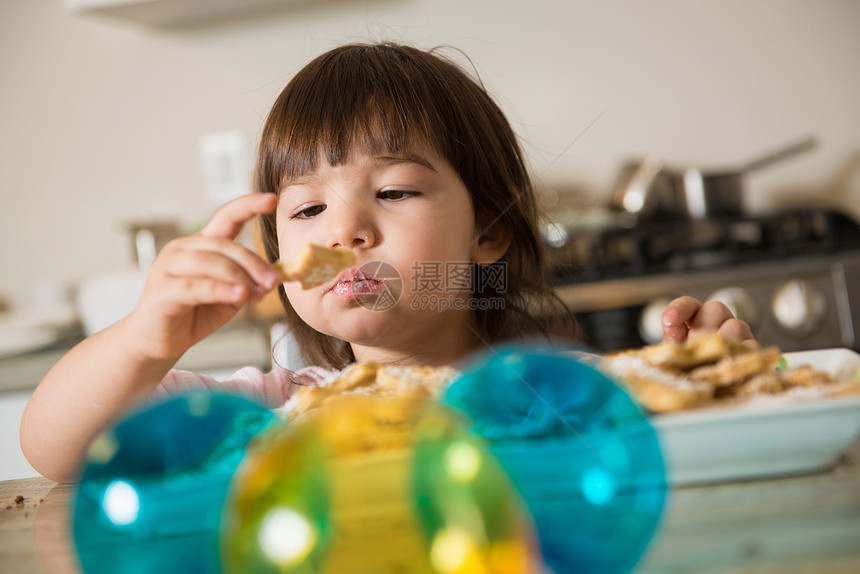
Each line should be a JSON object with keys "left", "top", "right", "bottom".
{"left": 548, "top": 210, "right": 860, "bottom": 285}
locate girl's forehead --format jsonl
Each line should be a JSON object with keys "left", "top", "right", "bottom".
{"left": 283, "top": 142, "right": 446, "bottom": 183}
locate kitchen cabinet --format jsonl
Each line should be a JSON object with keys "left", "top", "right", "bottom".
{"left": 63, "top": 0, "right": 301, "bottom": 26}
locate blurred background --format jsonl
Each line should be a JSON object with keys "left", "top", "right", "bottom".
{"left": 1, "top": 0, "right": 860, "bottom": 479}
{"left": 1, "top": 0, "right": 859, "bottom": 315}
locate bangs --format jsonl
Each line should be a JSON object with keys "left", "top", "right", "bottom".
{"left": 260, "top": 44, "right": 449, "bottom": 191}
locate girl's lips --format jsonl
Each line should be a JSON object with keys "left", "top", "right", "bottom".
{"left": 325, "top": 267, "right": 387, "bottom": 299}
{"left": 331, "top": 278, "right": 387, "bottom": 299}
{"left": 323, "top": 267, "right": 361, "bottom": 292}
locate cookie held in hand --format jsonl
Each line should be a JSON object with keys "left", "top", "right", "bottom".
{"left": 273, "top": 244, "right": 357, "bottom": 289}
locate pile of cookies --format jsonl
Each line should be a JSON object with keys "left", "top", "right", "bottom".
{"left": 281, "top": 362, "right": 458, "bottom": 419}
{"left": 600, "top": 332, "right": 851, "bottom": 413}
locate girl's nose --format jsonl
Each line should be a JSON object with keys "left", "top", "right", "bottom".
{"left": 326, "top": 203, "right": 376, "bottom": 250}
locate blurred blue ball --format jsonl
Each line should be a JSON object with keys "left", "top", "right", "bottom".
{"left": 442, "top": 346, "right": 667, "bottom": 574}
{"left": 72, "top": 392, "right": 276, "bottom": 574}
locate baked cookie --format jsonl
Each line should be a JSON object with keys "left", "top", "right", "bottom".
{"left": 639, "top": 331, "right": 754, "bottom": 370}
{"left": 779, "top": 365, "right": 834, "bottom": 389}
{"left": 716, "top": 372, "right": 783, "bottom": 400}
{"left": 273, "top": 244, "right": 357, "bottom": 289}
{"left": 687, "top": 346, "right": 781, "bottom": 386}
{"left": 601, "top": 352, "right": 713, "bottom": 413}
{"left": 601, "top": 332, "right": 849, "bottom": 413}
{"left": 282, "top": 363, "right": 458, "bottom": 419}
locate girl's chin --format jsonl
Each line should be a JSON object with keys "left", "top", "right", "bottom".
{"left": 311, "top": 309, "right": 403, "bottom": 343}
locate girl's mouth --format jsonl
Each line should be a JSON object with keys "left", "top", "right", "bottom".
{"left": 326, "top": 268, "right": 387, "bottom": 299}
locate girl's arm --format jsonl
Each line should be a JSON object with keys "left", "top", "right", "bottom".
{"left": 20, "top": 317, "right": 178, "bottom": 483}
{"left": 19, "top": 194, "right": 281, "bottom": 483}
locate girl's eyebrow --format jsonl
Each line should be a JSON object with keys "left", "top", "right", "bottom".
{"left": 282, "top": 173, "right": 322, "bottom": 189}
{"left": 374, "top": 153, "right": 438, "bottom": 172}
{"left": 281, "top": 152, "right": 438, "bottom": 191}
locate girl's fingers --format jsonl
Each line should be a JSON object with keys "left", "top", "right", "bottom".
{"left": 159, "top": 249, "right": 256, "bottom": 293}
{"left": 661, "top": 296, "right": 701, "bottom": 343}
{"left": 688, "top": 300, "right": 736, "bottom": 331}
{"left": 156, "top": 277, "right": 254, "bottom": 308}
{"left": 662, "top": 297, "right": 755, "bottom": 344}
{"left": 199, "top": 193, "right": 278, "bottom": 240}
{"left": 717, "top": 318, "right": 757, "bottom": 345}
{"left": 168, "top": 235, "right": 281, "bottom": 290}
{"left": 136, "top": 194, "right": 281, "bottom": 321}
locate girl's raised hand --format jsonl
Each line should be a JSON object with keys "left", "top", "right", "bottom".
{"left": 661, "top": 295, "right": 757, "bottom": 345}
{"left": 125, "top": 193, "right": 280, "bottom": 362}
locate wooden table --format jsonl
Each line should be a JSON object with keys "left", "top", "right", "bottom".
{"left": 3, "top": 440, "right": 860, "bottom": 573}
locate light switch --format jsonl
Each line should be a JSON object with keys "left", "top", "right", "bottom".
{"left": 200, "top": 130, "right": 251, "bottom": 208}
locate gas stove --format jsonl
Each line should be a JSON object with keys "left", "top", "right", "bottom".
{"left": 548, "top": 210, "right": 860, "bottom": 353}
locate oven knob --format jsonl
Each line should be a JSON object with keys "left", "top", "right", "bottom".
{"left": 707, "top": 287, "right": 760, "bottom": 330}
{"left": 771, "top": 279, "right": 827, "bottom": 335}
{"left": 638, "top": 297, "right": 675, "bottom": 345}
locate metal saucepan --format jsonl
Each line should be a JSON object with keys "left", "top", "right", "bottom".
{"left": 612, "top": 136, "right": 818, "bottom": 220}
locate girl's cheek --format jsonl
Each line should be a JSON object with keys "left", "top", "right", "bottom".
{"left": 282, "top": 283, "right": 304, "bottom": 304}
{"left": 277, "top": 219, "right": 325, "bottom": 261}
{"left": 275, "top": 213, "right": 305, "bottom": 256}
{"left": 276, "top": 231, "right": 303, "bottom": 262}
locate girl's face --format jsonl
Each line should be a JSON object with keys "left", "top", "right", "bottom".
{"left": 276, "top": 148, "right": 508, "bottom": 364}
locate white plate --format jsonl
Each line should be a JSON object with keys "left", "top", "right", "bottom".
{"left": 651, "top": 348, "right": 860, "bottom": 485}
{"left": 0, "top": 309, "right": 77, "bottom": 358}
{"left": 0, "top": 326, "right": 62, "bottom": 358}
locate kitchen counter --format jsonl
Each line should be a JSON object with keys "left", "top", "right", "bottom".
{"left": 0, "top": 319, "right": 277, "bottom": 482}
{"left": 3, "top": 439, "right": 860, "bottom": 574}
{"left": 0, "top": 319, "right": 273, "bottom": 395}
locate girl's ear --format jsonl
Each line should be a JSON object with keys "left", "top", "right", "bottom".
{"left": 472, "top": 219, "right": 512, "bottom": 265}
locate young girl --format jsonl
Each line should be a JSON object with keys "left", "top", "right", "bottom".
{"left": 19, "top": 42, "right": 753, "bottom": 483}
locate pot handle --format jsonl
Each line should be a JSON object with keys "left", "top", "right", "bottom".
{"left": 742, "top": 135, "right": 817, "bottom": 173}
{"left": 612, "top": 157, "right": 665, "bottom": 214}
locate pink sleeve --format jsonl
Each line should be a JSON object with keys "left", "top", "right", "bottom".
{"left": 153, "top": 365, "right": 339, "bottom": 409}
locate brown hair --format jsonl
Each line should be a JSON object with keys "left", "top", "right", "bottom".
{"left": 256, "top": 42, "right": 576, "bottom": 368}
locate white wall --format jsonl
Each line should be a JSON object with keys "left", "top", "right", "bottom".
{"left": 1, "top": 0, "right": 859, "bottom": 311}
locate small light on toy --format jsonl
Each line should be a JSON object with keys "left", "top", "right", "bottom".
{"left": 429, "top": 527, "right": 477, "bottom": 573}
{"left": 581, "top": 466, "right": 617, "bottom": 506}
{"left": 101, "top": 480, "right": 140, "bottom": 526}
{"left": 445, "top": 441, "right": 482, "bottom": 483}
{"left": 258, "top": 506, "right": 317, "bottom": 565}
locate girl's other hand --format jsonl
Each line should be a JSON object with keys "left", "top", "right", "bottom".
{"left": 126, "top": 193, "right": 280, "bottom": 362}
{"left": 661, "top": 295, "right": 757, "bottom": 345}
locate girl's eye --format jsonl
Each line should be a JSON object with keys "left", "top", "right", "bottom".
{"left": 291, "top": 204, "right": 326, "bottom": 219}
{"left": 378, "top": 189, "right": 417, "bottom": 201}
